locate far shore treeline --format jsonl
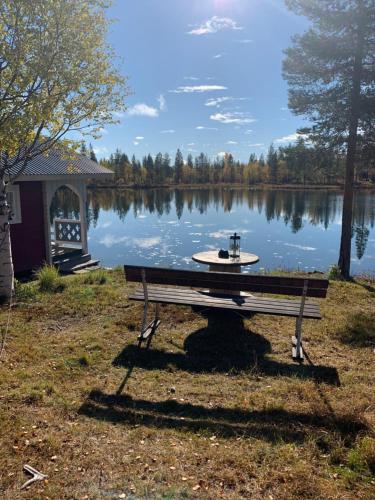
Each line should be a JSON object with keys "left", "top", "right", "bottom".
{"left": 83, "top": 140, "right": 375, "bottom": 188}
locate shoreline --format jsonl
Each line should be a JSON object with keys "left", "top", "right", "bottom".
{"left": 88, "top": 182, "right": 375, "bottom": 191}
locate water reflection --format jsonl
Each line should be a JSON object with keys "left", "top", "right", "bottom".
{"left": 87, "top": 188, "right": 375, "bottom": 235}
{"left": 50, "top": 187, "right": 375, "bottom": 270}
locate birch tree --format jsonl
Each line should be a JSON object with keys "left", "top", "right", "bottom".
{"left": 0, "top": 0, "right": 128, "bottom": 298}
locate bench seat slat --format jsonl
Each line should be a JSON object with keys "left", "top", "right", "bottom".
{"left": 132, "top": 285, "right": 321, "bottom": 311}
{"left": 130, "top": 289, "right": 321, "bottom": 316}
{"left": 129, "top": 286, "right": 321, "bottom": 319}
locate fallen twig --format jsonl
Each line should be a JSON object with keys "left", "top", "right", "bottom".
{"left": 21, "top": 464, "right": 48, "bottom": 490}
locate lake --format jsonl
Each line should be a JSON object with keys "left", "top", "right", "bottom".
{"left": 53, "top": 187, "right": 375, "bottom": 275}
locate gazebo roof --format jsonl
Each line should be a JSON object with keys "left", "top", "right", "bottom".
{"left": 13, "top": 148, "right": 113, "bottom": 181}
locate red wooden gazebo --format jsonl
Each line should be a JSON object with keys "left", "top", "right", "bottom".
{"left": 9, "top": 149, "right": 113, "bottom": 275}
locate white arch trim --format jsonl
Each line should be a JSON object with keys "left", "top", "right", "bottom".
{"left": 43, "top": 179, "right": 89, "bottom": 263}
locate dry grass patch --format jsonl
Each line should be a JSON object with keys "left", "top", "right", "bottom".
{"left": 0, "top": 269, "right": 374, "bottom": 499}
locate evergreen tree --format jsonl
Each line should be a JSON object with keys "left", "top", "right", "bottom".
{"left": 154, "top": 153, "right": 163, "bottom": 184}
{"left": 174, "top": 149, "right": 184, "bottom": 184}
{"left": 283, "top": 0, "right": 375, "bottom": 278}
{"left": 162, "top": 153, "right": 171, "bottom": 181}
{"left": 187, "top": 154, "right": 194, "bottom": 169}
{"left": 131, "top": 154, "right": 141, "bottom": 185}
{"left": 146, "top": 154, "right": 154, "bottom": 185}
{"left": 267, "top": 144, "right": 279, "bottom": 183}
{"left": 80, "top": 142, "right": 88, "bottom": 156}
{"left": 89, "top": 143, "right": 98, "bottom": 162}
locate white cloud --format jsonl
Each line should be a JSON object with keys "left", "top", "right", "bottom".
{"left": 133, "top": 141, "right": 139, "bottom": 146}
{"left": 284, "top": 243, "right": 316, "bottom": 251}
{"left": 188, "top": 16, "right": 243, "bottom": 36}
{"left": 196, "top": 125, "right": 219, "bottom": 130}
{"left": 184, "top": 76, "right": 199, "bottom": 81}
{"left": 187, "top": 142, "right": 195, "bottom": 146}
{"left": 99, "top": 234, "right": 161, "bottom": 249}
{"left": 205, "top": 96, "right": 249, "bottom": 108}
{"left": 249, "top": 143, "right": 264, "bottom": 147}
{"left": 113, "top": 111, "right": 126, "bottom": 118}
{"left": 227, "top": 141, "right": 238, "bottom": 145}
{"left": 245, "top": 129, "right": 253, "bottom": 134}
{"left": 275, "top": 133, "right": 306, "bottom": 143}
{"left": 169, "top": 85, "right": 227, "bottom": 94}
{"left": 161, "top": 129, "right": 175, "bottom": 134}
{"left": 133, "top": 237, "right": 161, "bottom": 249}
{"left": 217, "top": 152, "right": 226, "bottom": 158}
{"left": 93, "top": 146, "right": 108, "bottom": 155}
{"left": 213, "top": 53, "right": 223, "bottom": 59}
{"left": 128, "top": 103, "right": 159, "bottom": 118}
{"left": 135, "top": 136, "right": 144, "bottom": 140}
{"left": 100, "top": 234, "right": 128, "bottom": 248}
{"left": 209, "top": 229, "right": 251, "bottom": 239}
{"left": 158, "top": 94, "right": 167, "bottom": 111}
{"left": 210, "top": 112, "right": 257, "bottom": 125}
{"left": 235, "top": 39, "right": 253, "bottom": 44}
{"left": 205, "top": 96, "right": 231, "bottom": 107}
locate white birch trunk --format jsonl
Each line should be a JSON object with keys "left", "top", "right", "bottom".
{"left": 0, "top": 178, "right": 14, "bottom": 300}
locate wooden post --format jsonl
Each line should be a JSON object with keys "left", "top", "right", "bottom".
{"left": 79, "top": 185, "right": 88, "bottom": 255}
{"left": 42, "top": 181, "right": 53, "bottom": 265}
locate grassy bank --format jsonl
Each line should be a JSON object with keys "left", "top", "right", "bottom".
{"left": 0, "top": 269, "right": 374, "bottom": 499}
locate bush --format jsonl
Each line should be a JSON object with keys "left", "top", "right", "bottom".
{"left": 14, "top": 279, "right": 37, "bottom": 301}
{"left": 81, "top": 268, "right": 110, "bottom": 285}
{"left": 359, "top": 437, "right": 375, "bottom": 474}
{"left": 328, "top": 265, "right": 344, "bottom": 281}
{"left": 35, "top": 265, "right": 65, "bottom": 293}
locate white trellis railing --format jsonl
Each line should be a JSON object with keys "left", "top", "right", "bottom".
{"left": 54, "top": 219, "right": 82, "bottom": 245}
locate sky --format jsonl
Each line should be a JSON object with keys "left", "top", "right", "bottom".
{"left": 91, "top": 0, "right": 311, "bottom": 162}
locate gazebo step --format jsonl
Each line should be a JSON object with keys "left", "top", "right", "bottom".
{"left": 54, "top": 252, "right": 91, "bottom": 267}
{"left": 73, "top": 265, "right": 102, "bottom": 275}
{"left": 68, "top": 259, "right": 100, "bottom": 273}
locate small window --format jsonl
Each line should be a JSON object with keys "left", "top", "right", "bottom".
{"left": 7, "top": 184, "right": 22, "bottom": 224}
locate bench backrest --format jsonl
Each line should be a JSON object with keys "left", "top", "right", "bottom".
{"left": 124, "top": 265, "right": 329, "bottom": 298}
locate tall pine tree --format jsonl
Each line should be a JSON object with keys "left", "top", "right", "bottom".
{"left": 283, "top": 0, "right": 375, "bottom": 278}
{"left": 174, "top": 149, "right": 184, "bottom": 184}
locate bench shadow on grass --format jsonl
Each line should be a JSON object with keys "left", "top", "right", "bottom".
{"left": 112, "top": 314, "right": 340, "bottom": 386}
{"left": 79, "top": 390, "right": 365, "bottom": 444}
{"left": 77, "top": 315, "right": 360, "bottom": 444}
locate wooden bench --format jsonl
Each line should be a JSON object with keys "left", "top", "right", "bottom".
{"left": 124, "top": 265, "right": 329, "bottom": 362}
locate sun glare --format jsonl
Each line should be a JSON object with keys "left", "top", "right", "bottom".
{"left": 214, "top": 0, "right": 233, "bottom": 8}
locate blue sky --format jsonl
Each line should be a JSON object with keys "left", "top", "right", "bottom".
{"left": 92, "top": 0, "right": 310, "bottom": 162}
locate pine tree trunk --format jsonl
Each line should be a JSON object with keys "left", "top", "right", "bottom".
{"left": 0, "top": 178, "right": 14, "bottom": 300}
{"left": 338, "top": 20, "right": 364, "bottom": 280}
{"left": 338, "top": 134, "right": 357, "bottom": 279}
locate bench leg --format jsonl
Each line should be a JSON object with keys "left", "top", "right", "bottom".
{"left": 292, "top": 280, "right": 308, "bottom": 362}
{"left": 292, "top": 317, "right": 304, "bottom": 362}
{"left": 138, "top": 302, "right": 161, "bottom": 346}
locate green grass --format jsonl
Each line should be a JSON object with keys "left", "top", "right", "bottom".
{"left": 34, "top": 264, "right": 65, "bottom": 293}
{"left": 337, "top": 311, "right": 375, "bottom": 347}
{"left": 0, "top": 270, "right": 374, "bottom": 499}
{"left": 80, "top": 268, "right": 112, "bottom": 285}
